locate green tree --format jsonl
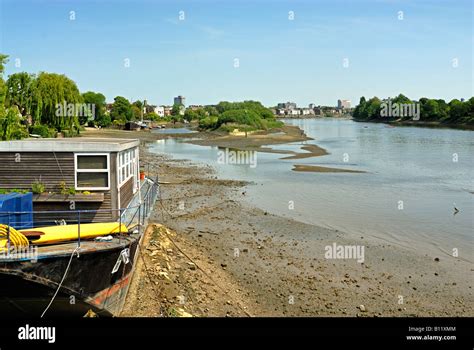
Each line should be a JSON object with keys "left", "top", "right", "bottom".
{"left": 392, "top": 93, "right": 412, "bottom": 105}
{"left": 0, "top": 54, "right": 7, "bottom": 76}
{"left": 199, "top": 101, "right": 278, "bottom": 131}
{"left": 110, "top": 96, "right": 133, "bottom": 122}
{"left": 352, "top": 96, "right": 367, "bottom": 120}
{"left": 195, "top": 108, "right": 208, "bottom": 119}
{"left": 0, "top": 106, "right": 28, "bottom": 140}
{"left": 0, "top": 55, "right": 29, "bottom": 140}
{"left": 97, "top": 113, "right": 112, "bottom": 127}
{"left": 29, "top": 124, "right": 56, "bottom": 138}
{"left": 198, "top": 116, "right": 218, "bottom": 129}
{"left": 435, "top": 99, "right": 449, "bottom": 121}
{"left": 354, "top": 94, "right": 473, "bottom": 125}
{"left": 82, "top": 91, "right": 108, "bottom": 126}
{"left": 216, "top": 101, "right": 233, "bottom": 113}
{"left": 365, "top": 97, "right": 382, "bottom": 120}
{"left": 5, "top": 72, "right": 36, "bottom": 116}
{"left": 466, "top": 97, "right": 474, "bottom": 121}
{"left": 216, "top": 109, "right": 264, "bottom": 129}
{"left": 184, "top": 109, "right": 198, "bottom": 122}
{"left": 204, "top": 105, "right": 219, "bottom": 116}
{"left": 132, "top": 100, "right": 144, "bottom": 120}
{"left": 171, "top": 103, "right": 183, "bottom": 116}
{"left": 133, "top": 100, "right": 143, "bottom": 110}
{"left": 145, "top": 112, "right": 159, "bottom": 121}
{"left": 421, "top": 99, "right": 439, "bottom": 120}
{"left": 0, "top": 54, "right": 8, "bottom": 106}
{"left": 31, "top": 72, "right": 82, "bottom": 132}
{"left": 132, "top": 105, "right": 142, "bottom": 121}
{"left": 448, "top": 99, "right": 467, "bottom": 123}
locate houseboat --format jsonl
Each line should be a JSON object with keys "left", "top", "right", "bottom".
{"left": 0, "top": 138, "right": 159, "bottom": 318}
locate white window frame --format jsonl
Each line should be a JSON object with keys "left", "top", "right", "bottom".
{"left": 118, "top": 147, "right": 139, "bottom": 191}
{"left": 132, "top": 148, "right": 139, "bottom": 194}
{"left": 74, "top": 153, "right": 111, "bottom": 191}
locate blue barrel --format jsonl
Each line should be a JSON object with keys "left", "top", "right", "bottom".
{"left": 0, "top": 193, "right": 33, "bottom": 229}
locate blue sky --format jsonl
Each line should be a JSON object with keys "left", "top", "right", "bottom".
{"left": 0, "top": 0, "right": 472, "bottom": 106}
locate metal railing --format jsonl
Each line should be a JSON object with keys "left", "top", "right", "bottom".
{"left": 0, "top": 176, "right": 160, "bottom": 252}
{"left": 119, "top": 175, "right": 160, "bottom": 231}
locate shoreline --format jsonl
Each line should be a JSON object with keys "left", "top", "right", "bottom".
{"left": 81, "top": 128, "right": 473, "bottom": 317}
{"left": 351, "top": 118, "right": 474, "bottom": 131}
{"left": 274, "top": 116, "right": 474, "bottom": 131}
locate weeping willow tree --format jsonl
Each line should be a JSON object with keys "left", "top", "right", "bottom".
{"left": 31, "top": 72, "right": 83, "bottom": 132}
{"left": 0, "top": 54, "right": 87, "bottom": 139}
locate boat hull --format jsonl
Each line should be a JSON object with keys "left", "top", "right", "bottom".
{"left": 0, "top": 236, "right": 140, "bottom": 318}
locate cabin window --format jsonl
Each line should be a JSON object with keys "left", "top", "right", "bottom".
{"left": 118, "top": 148, "right": 139, "bottom": 192}
{"left": 75, "top": 153, "right": 110, "bottom": 190}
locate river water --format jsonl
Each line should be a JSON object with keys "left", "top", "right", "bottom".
{"left": 149, "top": 118, "right": 473, "bottom": 260}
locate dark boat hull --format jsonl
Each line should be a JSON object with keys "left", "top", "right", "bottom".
{"left": 0, "top": 235, "right": 141, "bottom": 318}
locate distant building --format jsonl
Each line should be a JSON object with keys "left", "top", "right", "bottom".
{"left": 142, "top": 104, "right": 167, "bottom": 118}
{"left": 164, "top": 106, "right": 172, "bottom": 117}
{"left": 277, "top": 102, "right": 297, "bottom": 110}
{"left": 144, "top": 105, "right": 157, "bottom": 114}
{"left": 174, "top": 96, "right": 186, "bottom": 106}
{"left": 337, "top": 99, "right": 351, "bottom": 109}
{"left": 309, "top": 103, "right": 316, "bottom": 109}
{"left": 276, "top": 109, "right": 286, "bottom": 116}
{"left": 156, "top": 106, "right": 165, "bottom": 118}
{"left": 299, "top": 108, "right": 314, "bottom": 116}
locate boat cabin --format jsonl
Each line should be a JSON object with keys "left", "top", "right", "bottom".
{"left": 0, "top": 138, "right": 140, "bottom": 226}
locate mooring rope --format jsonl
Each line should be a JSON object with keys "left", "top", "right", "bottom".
{"left": 41, "top": 246, "right": 80, "bottom": 318}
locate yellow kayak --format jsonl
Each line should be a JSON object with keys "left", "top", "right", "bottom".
{"left": 17, "top": 222, "right": 128, "bottom": 245}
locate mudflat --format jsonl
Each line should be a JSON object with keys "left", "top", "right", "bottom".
{"left": 82, "top": 128, "right": 472, "bottom": 317}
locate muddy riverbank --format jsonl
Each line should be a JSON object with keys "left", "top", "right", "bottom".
{"left": 82, "top": 128, "right": 472, "bottom": 317}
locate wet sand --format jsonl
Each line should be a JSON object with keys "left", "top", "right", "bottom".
{"left": 292, "top": 164, "right": 366, "bottom": 173}
{"left": 280, "top": 144, "right": 329, "bottom": 160}
{"left": 82, "top": 128, "right": 473, "bottom": 317}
